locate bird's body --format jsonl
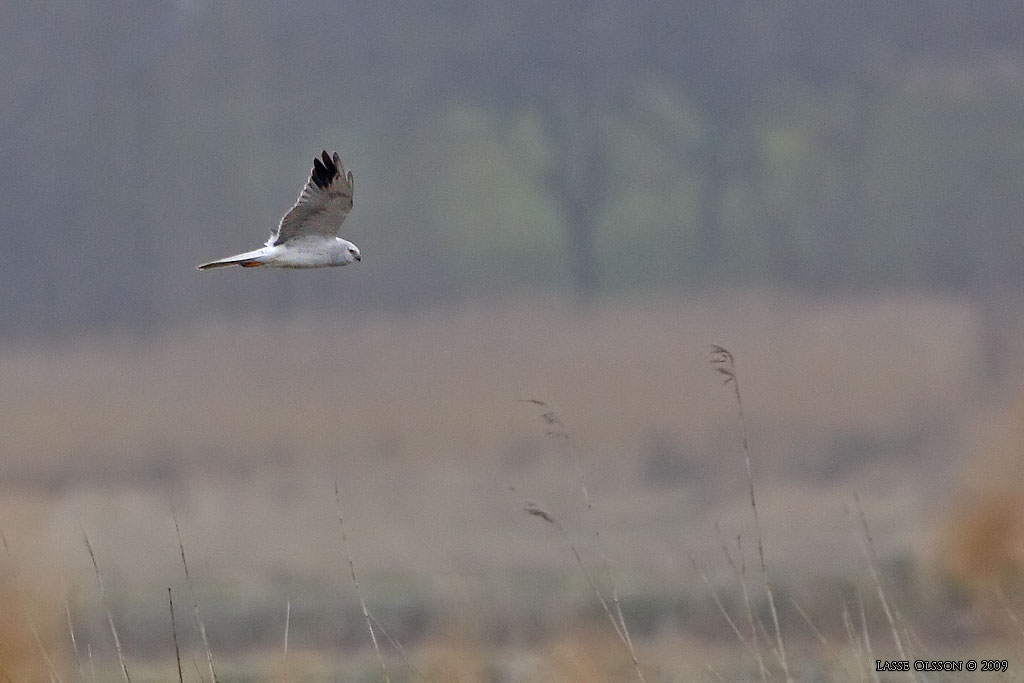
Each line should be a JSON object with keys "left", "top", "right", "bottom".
{"left": 196, "top": 237, "right": 359, "bottom": 269}
{"left": 198, "top": 150, "right": 361, "bottom": 270}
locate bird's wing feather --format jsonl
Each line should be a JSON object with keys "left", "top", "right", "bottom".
{"left": 270, "top": 150, "right": 354, "bottom": 245}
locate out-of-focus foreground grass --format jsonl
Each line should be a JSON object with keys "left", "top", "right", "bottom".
{"left": 2, "top": 291, "right": 1023, "bottom": 680}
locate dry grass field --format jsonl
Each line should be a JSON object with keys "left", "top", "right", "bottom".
{"left": 2, "top": 291, "right": 1023, "bottom": 680}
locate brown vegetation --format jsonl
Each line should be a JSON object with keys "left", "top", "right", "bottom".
{"left": 1, "top": 292, "right": 1021, "bottom": 678}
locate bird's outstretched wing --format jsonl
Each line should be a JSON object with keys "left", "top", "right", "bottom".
{"left": 270, "top": 150, "right": 354, "bottom": 246}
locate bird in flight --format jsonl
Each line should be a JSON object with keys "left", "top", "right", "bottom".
{"left": 197, "top": 150, "right": 361, "bottom": 270}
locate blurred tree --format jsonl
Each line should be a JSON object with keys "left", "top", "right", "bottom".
{"left": 452, "top": 1, "right": 638, "bottom": 297}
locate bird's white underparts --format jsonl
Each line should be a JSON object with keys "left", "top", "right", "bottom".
{"left": 198, "top": 150, "right": 361, "bottom": 270}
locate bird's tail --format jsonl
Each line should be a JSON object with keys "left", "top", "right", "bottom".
{"left": 196, "top": 249, "right": 266, "bottom": 270}
{"left": 196, "top": 259, "right": 241, "bottom": 270}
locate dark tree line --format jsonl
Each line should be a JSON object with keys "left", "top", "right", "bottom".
{"left": 3, "top": 1, "right": 1024, "bottom": 332}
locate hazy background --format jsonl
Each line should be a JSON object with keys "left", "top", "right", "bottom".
{"left": 4, "top": 2, "right": 1024, "bottom": 679}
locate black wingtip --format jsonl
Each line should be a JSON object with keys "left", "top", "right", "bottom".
{"left": 312, "top": 159, "right": 330, "bottom": 189}
{"left": 311, "top": 150, "right": 339, "bottom": 189}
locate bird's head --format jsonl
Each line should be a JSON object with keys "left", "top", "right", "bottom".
{"left": 334, "top": 238, "right": 361, "bottom": 265}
